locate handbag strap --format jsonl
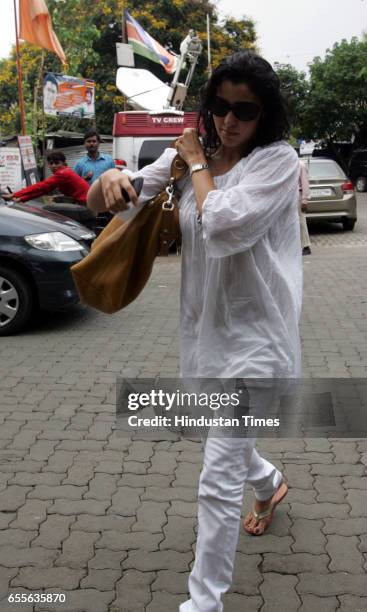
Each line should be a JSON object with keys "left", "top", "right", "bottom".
{"left": 158, "top": 153, "right": 188, "bottom": 213}
{"left": 170, "top": 154, "right": 188, "bottom": 181}
{"left": 158, "top": 154, "right": 188, "bottom": 255}
{"left": 166, "top": 153, "right": 188, "bottom": 207}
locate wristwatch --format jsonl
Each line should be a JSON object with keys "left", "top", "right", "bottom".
{"left": 190, "top": 162, "right": 209, "bottom": 177}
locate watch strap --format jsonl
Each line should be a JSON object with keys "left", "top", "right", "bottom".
{"left": 190, "top": 162, "right": 209, "bottom": 177}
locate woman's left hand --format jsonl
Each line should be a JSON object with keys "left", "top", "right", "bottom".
{"left": 175, "top": 128, "right": 206, "bottom": 166}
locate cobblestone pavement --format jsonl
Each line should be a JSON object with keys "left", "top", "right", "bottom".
{"left": 0, "top": 195, "right": 366, "bottom": 611}
{"left": 308, "top": 192, "right": 367, "bottom": 248}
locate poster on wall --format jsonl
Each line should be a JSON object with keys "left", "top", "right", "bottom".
{"left": 43, "top": 73, "right": 95, "bottom": 118}
{"left": 18, "top": 135, "right": 39, "bottom": 185}
{"left": 0, "top": 148, "right": 22, "bottom": 193}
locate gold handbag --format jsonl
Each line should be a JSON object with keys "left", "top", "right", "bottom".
{"left": 70, "top": 154, "right": 187, "bottom": 314}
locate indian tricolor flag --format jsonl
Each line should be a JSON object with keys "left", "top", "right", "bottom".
{"left": 125, "top": 11, "right": 177, "bottom": 74}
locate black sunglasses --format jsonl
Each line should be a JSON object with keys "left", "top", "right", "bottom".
{"left": 209, "top": 96, "right": 261, "bottom": 122}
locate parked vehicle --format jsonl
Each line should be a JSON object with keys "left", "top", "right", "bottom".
{"left": 0, "top": 200, "right": 95, "bottom": 335}
{"left": 304, "top": 158, "right": 357, "bottom": 231}
{"left": 1, "top": 195, "right": 111, "bottom": 236}
{"left": 29, "top": 197, "right": 111, "bottom": 235}
{"left": 113, "top": 30, "right": 202, "bottom": 172}
{"left": 348, "top": 149, "right": 367, "bottom": 192}
{"left": 113, "top": 110, "right": 197, "bottom": 171}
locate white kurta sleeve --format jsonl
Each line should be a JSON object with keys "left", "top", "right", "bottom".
{"left": 126, "top": 147, "right": 177, "bottom": 202}
{"left": 201, "top": 142, "right": 300, "bottom": 258}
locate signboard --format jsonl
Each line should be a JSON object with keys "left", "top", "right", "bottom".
{"left": 43, "top": 73, "right": 95, "bottom": 118}
{"left": 18, "top": 136, "right": 39, "bottom": 185}
{"left": 116, "top": 43, "right": 135, "bottom": 67}
{"left": 0, "top": 148, "right": 22, "bottom": 193}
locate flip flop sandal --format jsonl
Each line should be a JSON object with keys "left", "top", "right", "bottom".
{"left": 243, "top": 480, "right": 289, "bottom": 536}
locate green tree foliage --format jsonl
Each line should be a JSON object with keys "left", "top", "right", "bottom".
{"left": 0, "top": 42, "right": 49, "bottom": 137}
{"left": 0, "top": 55, "right": 19, "bottom": 135}
{"left": 274, "top": 63, "right": 308, "bottom": 140}
{"left": 300, "top": 38, "right": 367, "bottom": 143}
{"left": 0, "top": 0, "right": 257, "bottom": 137}
{"left": 0, "top": 0, "right": 101, "bottom": 138}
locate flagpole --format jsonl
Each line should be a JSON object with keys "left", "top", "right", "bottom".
{"left": 13, "top": 0, "right": 26, "bottom": 135}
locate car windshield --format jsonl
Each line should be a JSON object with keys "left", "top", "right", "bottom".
{"left": 308, "top": 160, "right": 345, "bottom": 180}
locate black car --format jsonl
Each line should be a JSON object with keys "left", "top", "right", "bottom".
{"left": 0, "top": 200, "right": 95, "bottom": 336}
{"left": 24, "top": 197, "right": 112, "bottom": 235}
{"left": 348, "top": 149, "right": 367, "bottom": 192}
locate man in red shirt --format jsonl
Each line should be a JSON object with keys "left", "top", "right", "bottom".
{"left": 3, "top": 151, "right": 90, "bottom": 204}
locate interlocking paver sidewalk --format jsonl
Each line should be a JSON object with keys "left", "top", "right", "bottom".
{"left": 0, "top": 196, "right": 367, "bottom": 611}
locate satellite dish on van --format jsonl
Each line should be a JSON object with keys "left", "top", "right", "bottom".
{"left": 116, "top": 68, "right": 171, "bottom": 111}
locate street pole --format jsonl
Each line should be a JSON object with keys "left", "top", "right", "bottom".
{"left": 13, "top": 0, "right": 26, "bottom": 135}
{"left": 121, "top": 3, "right": 127, "bottom": 44}
{"left": 121, "top": 2, "right": 127, "bottom": 110}
{"left": 206, "top": 14, "right": 212, "bottom": 76}
{"left": 33, "top": 49, "right": 44, "bottom": 138}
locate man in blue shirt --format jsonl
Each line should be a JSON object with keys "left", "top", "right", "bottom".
{"left": 74, "top": 129, "right": 115, "bottom": 184}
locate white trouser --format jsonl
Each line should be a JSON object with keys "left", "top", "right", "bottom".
{"left": 299, "top": 204, "right": 311, "bottom": 249}
{"left": 179, "top": 436, "right": 282, "bottom": 612}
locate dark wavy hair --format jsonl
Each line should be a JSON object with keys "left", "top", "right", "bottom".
{"left": 84, "top": 129, "right": 101, "bottom": 142}
{"left": 198, "top": 50, "right": 290, "bottom": 155}
{"left": 47, "top": 150, "right": 66, "bottom": 164}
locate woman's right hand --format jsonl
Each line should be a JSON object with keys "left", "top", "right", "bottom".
{"left": 99, "top": 169, "right": 139, "bottom": 213}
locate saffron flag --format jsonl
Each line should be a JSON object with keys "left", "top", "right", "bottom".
{"left": 19, "top": 0, "right": 66, "bottom": 64}
{"left": 125, "top": 11, "right": 177, "bottom": 74}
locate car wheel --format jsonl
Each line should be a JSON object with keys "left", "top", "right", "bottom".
{"left": 342, "top": 218, "right": 356, "bottom": 231}
{"left": 355, "top": 176, "right": 367, "bottom": 192}
{"left": 0, "top": 265, "right": 34, "bottom": 336}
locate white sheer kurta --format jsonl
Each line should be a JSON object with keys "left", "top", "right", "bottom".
{"left": 133, "top": 141, "right": 302, "bottom": 380}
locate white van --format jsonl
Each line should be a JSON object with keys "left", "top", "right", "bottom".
{"left": 113, "top": 110, "right": 198, "bottom": 172}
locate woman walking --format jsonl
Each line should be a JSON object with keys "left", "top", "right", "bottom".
{"left": 88, "top": 50, "right": 302, "bottom": 612}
